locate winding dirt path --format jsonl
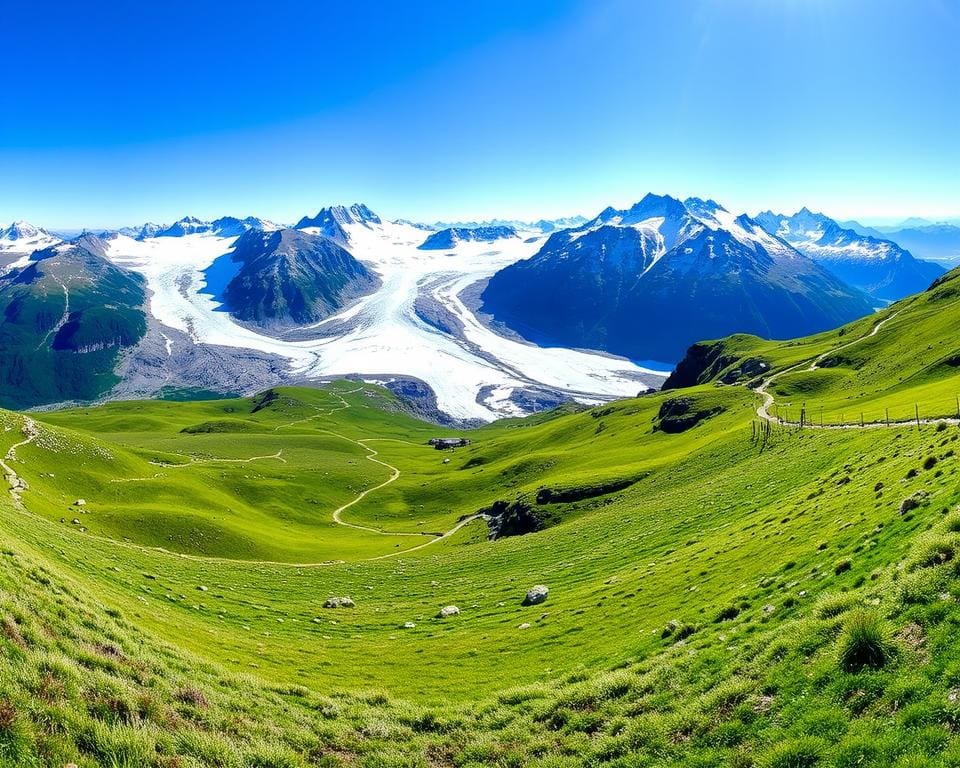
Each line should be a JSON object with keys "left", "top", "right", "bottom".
{"left": 1, "top": 417, "right": 39, "bottom": 505}
{"left": 2, "top": 391, "right": 483, "bottom": 566}
{"left": 755, "top": 310, "right": 959, "bottom": 429}
{"left": 150, "top": 449, "right": 286, "bottom": 468}
{"left": 329, "top": 437, "right": 425, "bottom": 537}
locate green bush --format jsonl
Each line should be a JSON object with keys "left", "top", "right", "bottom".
{"left": 714, "top": 605, "right": 740, "bottom": 623}
{"left": 838, "top": 610, "right": 893, "bottom": 672}
{"left": 907, "top": 534, "right": 958, "bottom": 571}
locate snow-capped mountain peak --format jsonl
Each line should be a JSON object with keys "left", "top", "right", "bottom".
{"left": 0, "top": 220, "right": 61, "bottom": 254}
{"left": 621, "top": 192, "right": 688, "bottom": 225}
{"left": 295, "top": 203, "right": 383, "bottom": 245}
{"left": 155, "top": 216, "right": 279, "bottom": 239}
{"left": 159, "top": 217, "right": 211, "bottom": 237}
{"left": 683, "top": 197, "right": 726, "bottom": 218}
{"left": 1, "top": 220, "right": 48, "bottom": 241}
{"left": 756, "top": 208, "right": 944, "bottom": 301}
{"left": 117, "top": 222, "right": 167, "bottom": 240}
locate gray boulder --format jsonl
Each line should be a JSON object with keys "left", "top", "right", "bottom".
{"left": 523, "top": 585, "right": 549, "bottom": 606}
{"left": 323, "top": 597, "right": 355, "bottom": 609}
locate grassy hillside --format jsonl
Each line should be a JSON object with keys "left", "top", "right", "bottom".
{"left": 0, "top": 243, "right": 147, "bottom": 410}
{"left": 3, "top": 278, "right": 960, "bottom": 764}
{"left": 666, "top": 266, "right": 960, "bottom": 425}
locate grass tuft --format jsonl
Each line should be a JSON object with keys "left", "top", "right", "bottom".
{"left": 838, "top": 610, "right": 894, "bottom": 672}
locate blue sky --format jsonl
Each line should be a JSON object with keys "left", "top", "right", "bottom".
{"left": 3, "top": 0, "right": 958, "bottom": 228}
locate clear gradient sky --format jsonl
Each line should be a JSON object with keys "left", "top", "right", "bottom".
{"left": 3, "top": 0, "right": 958, "bottom": 228}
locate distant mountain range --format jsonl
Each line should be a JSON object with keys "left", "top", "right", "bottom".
{"left": 481, "top": 194, "right": 876, "bottom": 362}
{"left": 837, "top": 220, "right": 960, "bottom": 267}
{"left": 0, "top": 221, "right": 60, "bottom": 256}
{"left": 419, "top": 225, "right": 519, "bottom": 250}
{"left": 0, "top": 195, "right": 949, "bottom": 416}
{"left": 755, "top": 208, "right": 944, "bottom": 301}
{"left": 113, "top": 216, "right": 279, "bottom": 240}
{"left": 432, "top": 215, "right": 587, "bottom": 233}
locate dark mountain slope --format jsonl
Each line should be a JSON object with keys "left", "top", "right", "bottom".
{"left": 0, "top": 240, "right": 147, "bottom": 408}
{"left": 418, "top": 225, "right": 518, "bottom": 250}
{"left": 481, "top": 194, "right": 873, "bottom": 362}
{"left": 221, "top": 228, "right": 380, "bottom": 328}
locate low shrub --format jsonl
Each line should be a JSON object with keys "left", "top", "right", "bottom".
{"left": 838, "top": 610, "right": 893, "bottom": 672}
{"left": 815, "top": 593, "right": 857, "bottom": 620}
{"left": 907, "top": 534, "right": 958, "bottom": 571}
{"left": 714, "top": 605, "right": 740, "bottom": 623}
{"left": 834, "top": 559, "right": 853, "bottom": 575}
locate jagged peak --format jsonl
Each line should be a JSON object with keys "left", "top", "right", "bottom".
{"left": 297, "top": 203, "right": 381, "bottom": 229}
{"left": 1, "top": 220, "right": 52, "bottom": 241}
{"left": 683, "top": 197, "right": 727, "bottom": 216}
{"left": 626, "top": 192, "right": 687, "bottom": 218}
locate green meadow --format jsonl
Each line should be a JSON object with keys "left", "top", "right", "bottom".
{"left": 2, "top": 269, "right": 960, "bottom": 766}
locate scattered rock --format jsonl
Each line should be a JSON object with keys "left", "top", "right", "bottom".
{"left": 896, "top": 621, "right": 929, "bottom": 662}
{"left": 438, "top": 605, "right": 460, "bottom": 618}
{"left": 71, "top": 518, "right": 80, "bottom": 525}
{"left": 762, "top": 604, "right": 775, "bottom": 614}
{"left": 402, "top": 622, "right": 416, "bottom": 629}
{"left": 198, "top": 585, "right": 208, "bottom": 592}
{"left": 753, "top": 694, "right": 774, "bottom": 714}
{"left": 74, "top": 499, "right": 86, "bottom": 507}
{"left": 523, "top": 585, "right": 549, "bottom": 606}
{"left": 518, "top": 622, "right": 531, "bottom": 630}
{"left": 323, "top": 597, "right": 355, "bottom": 609}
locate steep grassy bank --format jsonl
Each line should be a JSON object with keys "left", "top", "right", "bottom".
{"left": 666, "top": 266, "right": 960, "bottom": 425}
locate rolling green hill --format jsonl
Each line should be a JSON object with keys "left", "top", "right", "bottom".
{"left": 665, "top": 265, "right": 960, "bottom": 426}
{"left": 2, "top": 272, "right": 960, "bottom": 766}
